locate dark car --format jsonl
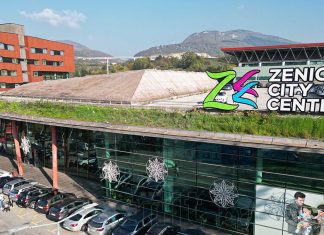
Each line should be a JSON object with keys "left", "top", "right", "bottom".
{"left": 47, "top": 198, "right": 92, "bottom": 221}
{"left": 35, "top": 192, "right": 76, "bottom": 214}
{"left": 17, "top": 187, "right": 51, "bottom": 208}
{"left": 112, "top": 211, "right": 158, "bottom": 235}
{"left": 145, "top": 222, "right": 180, "bottom": 235}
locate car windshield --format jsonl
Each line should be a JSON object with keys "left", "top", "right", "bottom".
{"left": 11, "top": 189, "right": 19, "bottom": 194}
{"left": 37, "top": 199, "right": 48, "bottom": 206}
{"left": 70, "top": 214, "right": 82, "bottom": 221}
{"left": 121, "top": 219, "right": 137, "bottom": 231}
{"left": 89, "top": 220, "right": 103, "bottom": 228}
{"left": 3, "top": 184, "right": 11, "bottom": 189}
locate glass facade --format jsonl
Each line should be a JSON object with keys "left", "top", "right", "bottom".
{"left": 0, "top": 119, "right": 323, "bottom": 235}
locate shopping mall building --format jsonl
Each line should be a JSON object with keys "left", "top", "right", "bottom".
{"left": 0, "top": 66, "right": 323, "bottom": 234}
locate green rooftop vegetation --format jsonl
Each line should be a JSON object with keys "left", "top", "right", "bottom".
{"left": 0, "top": 100, "right": 323, "bottom": 140}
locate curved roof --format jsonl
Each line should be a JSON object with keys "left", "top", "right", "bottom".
{"left": 221, "top": 42, "right": 324, "bottom": 52}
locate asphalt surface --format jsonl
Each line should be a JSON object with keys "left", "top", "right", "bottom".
{"left": 0, "top": 201, "right": 84, "bottom": 235}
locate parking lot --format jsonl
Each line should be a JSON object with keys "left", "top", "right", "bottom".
{"left": 0, "top": 202, "right": 83, "bottom": 235}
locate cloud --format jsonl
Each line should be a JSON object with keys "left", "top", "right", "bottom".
{"left": 20, "top": 8, "right": 86, "bottom": 28}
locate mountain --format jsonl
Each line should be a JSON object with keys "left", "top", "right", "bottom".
{"left": 135, "top": 30, "right": 297, "bottom": 57}
{"left": 59, "top": 40, "right": 112, "bottom": 57}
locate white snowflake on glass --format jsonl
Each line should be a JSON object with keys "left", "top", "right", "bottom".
{"left": 209, "top": 179, "right": 238, "bottom": 208}
{"left": 146, "top": 157, "right": 168, "bottom": 182}
{"left": 20, "top": 136, "right": 31, "bottom": 155}
{"left": 101, "top": 160, "right": 120, "bottom": 183}
{"left": 264, "top": 192, "right": 295, "bottom": 221}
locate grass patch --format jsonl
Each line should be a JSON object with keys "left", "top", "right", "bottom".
{"left": 0, "top": 100, "right": 323, "bottom": 140}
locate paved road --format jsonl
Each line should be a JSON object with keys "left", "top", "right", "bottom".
{"left": 0, "top": 201, "right": 84, "bottom": 235}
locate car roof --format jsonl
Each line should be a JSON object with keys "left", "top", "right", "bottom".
{"left": 13, "top": 184, "right": 34, "bottom": 191}
{"left": 5, "top": 179, "right": 25, "bottom": 185}
{"left": 127, "top": 210, "right": 154, "bottom": 221}
{"left": 73, "top": 205, "right": 100, "bottom": 216}
{"left": 92, "top": 210, "right": 118, "bottom": 223}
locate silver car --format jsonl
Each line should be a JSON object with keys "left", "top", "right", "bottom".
{"left": 3, "top": 179, "right": 37, "bottom": 195}
{"left": 8, "top": 184, "right": 35, "bottom": 202}
{"left": 62, "top": 203, "right": 103, "bottom": 232}
{"left": 3, "top": 179, "right": 27, "bottom": 195}
{"left": 87, "top": 210, "right": 126, "bottom": 235}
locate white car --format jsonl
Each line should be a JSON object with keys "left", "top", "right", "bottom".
{"left": 62, "top": 203, "right": 103, "bottom": 232}
{"left": 215, "top": 91, "right": 228, "bottom": 103}
{"left": 0, "top": 169, "right": 12, "bottom": 178}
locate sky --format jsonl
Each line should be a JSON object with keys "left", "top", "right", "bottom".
{"left": 1, "top": 0, "right": 324, "bottom": 56}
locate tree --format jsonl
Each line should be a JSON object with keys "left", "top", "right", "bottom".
{"left": 132, "top": 57, "right": 151, "bottom": 70}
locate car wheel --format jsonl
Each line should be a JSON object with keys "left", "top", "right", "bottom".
{"left": 81, "top": 224, "right": 87, "bottom": 231}
{"left": 29, "top": 201, "right": 36, "bottom": 209}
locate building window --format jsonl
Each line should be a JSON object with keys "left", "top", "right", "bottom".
{"left": 0, "top": 57, "right": 2, "bottom": 62}
{"left": 0, "top": 70, "right": 8, "bottom": 76}
{"left": 33, "top": 72, "right": 39, "bottom": 77}
{"left": 50, "top": 50, "right": 65, "bottom": 56}
{"left": 12, "top": 58, "right": 18, "bottom": 64}
{"left": 53, "top": 61, "right": 58, "bottom": 66}
{"left": 0, "top": 43, "right": 4, "bottom": 49}
{"left": 0, "top": 83, "right": 5, "bottom": 88}
{"left": 59, "top": 61, "right": 64, "bottom": 66}
{"left": 42, "top": 60, "right": 46, "bottom": 65}
{"left": 7, "top": 45, "right": 14, "bottom": 51}
{"left": 34, "top": 60, "right": 39, "bottom": 65}
{"left": 10, "top": 71, "right": 17, "bottom": 76}
{"left": 31, "top": 47, "right": 48, "bottom": 54}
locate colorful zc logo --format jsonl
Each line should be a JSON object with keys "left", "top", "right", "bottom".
{"left": 203, "top": 70, "right": 260, "bottom": 110}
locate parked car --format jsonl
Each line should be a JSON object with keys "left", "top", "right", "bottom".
{"left": 62, "top": 203, "right": 104, "bottom": 232}
{"left": 112, "top": 211, "right": 157, "bottom": 235}
{"left": 8, "top": 184, "right": 35, "bottom": 202}
{"left": 214, "top": 91, "right": 227, "bottom": 103}
{"left": 0, "top": 177, "right": 23, "bottom": 193}
{"left": 0, "top": 169, "right": 12, "bottom": 178}
{"left": 78, "top": 154, "right": 97, "bottom": 168}
{"left": 47, "top": 198, "right": 92, "bottom": 221}
{"left": 16, "top": 187, "right": 51, "bottom": 208}
{"left": 145, "top": 222, "right": 180, "bottom": 235}
{"left": 35, "top": 192, "right": 76, "bottom": 214}
{"left": 2, "top": 179, "right": 36, "bottom": 195}
{"left": 87, "top": 209, "right": 126, "bottom": 235}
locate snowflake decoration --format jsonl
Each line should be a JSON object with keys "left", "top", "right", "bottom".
{"left": 264, "top": 192, "right": 295, "bottom": 221}
{"left": 146, "top": 157, "right": 168, "bottom": 182}
{"left": 101, "top": 160, "right": 120, "bottom": 183}
{"left": 209, "top": 179, "right": 238, "bottom": 208}
{"left": 20, "top": 136, "right": 31, "bottom": 155}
